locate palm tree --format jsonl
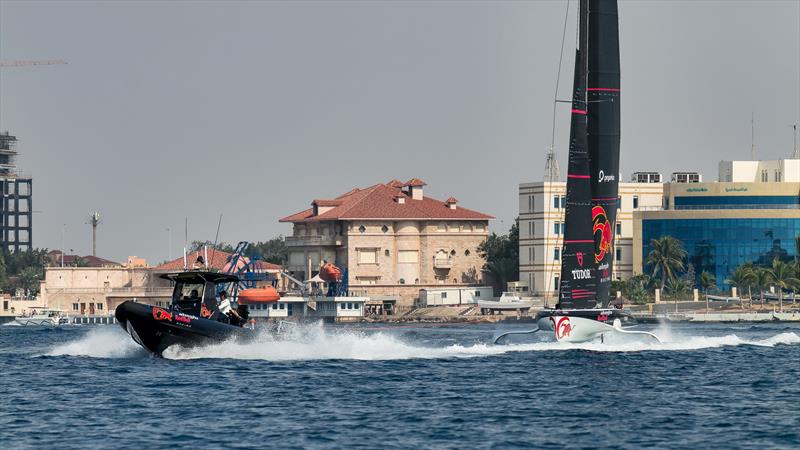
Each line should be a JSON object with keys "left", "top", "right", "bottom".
{"left": 766, "top": 258, "right": 800, "bottom": 312}
{"left": 725, "top": 265, "right": 753, "bottom": 308}
{"left": 646, "top": 236, "right": 687, "bottom": 294}
{"left": 699, "top": 271, "right": 716, "bottom": 294}
{"left": 753, "top": 267, "right": 771, "bottom": 306}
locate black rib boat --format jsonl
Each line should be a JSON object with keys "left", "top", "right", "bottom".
{"left": 115, "top": 271, "right": 249, "bottom": 356}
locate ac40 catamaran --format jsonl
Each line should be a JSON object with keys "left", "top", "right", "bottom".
{"left": 496, "top": 0, "right": 659, "bottom": 344}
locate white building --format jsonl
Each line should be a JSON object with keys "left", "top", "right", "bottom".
{"left": 518, "top": 178, "right": 664, "bottom": 301}
{"left": 418, "top": 287, "right": 494, "bottom": 307}
{"left": 718, "top": 159, "right": 800, "bottom": 183}
{"left": 246, "top": 296, "right": 367, "bottom": 322}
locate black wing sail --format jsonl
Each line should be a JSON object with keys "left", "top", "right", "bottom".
{"left": 587, "top": 0, "right": 621, "bottom": 307}
{"left": 558, "top": 0, "right": 597, "bottom": 310}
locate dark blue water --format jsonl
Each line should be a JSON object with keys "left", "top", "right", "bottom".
{"left": 1, "top": 322, "right": 798, "bottom": 449}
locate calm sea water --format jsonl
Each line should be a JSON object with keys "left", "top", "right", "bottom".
{"left": 0, "top": 321, "right": 798, "bottom": 449}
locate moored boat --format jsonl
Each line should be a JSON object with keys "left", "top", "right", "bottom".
{"left": 10, "top": 308, "right": 69, "bottom": 326}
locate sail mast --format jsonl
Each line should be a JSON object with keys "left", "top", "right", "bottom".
{"left": 558, "top": 0, "right": 597, "bottom": 310}
{"left": 587, "top": 0, "right": 621, "bottom": 307}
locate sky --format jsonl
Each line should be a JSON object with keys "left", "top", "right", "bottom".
{"left": 1, "top": 0, "right": 798, "bottom": 264}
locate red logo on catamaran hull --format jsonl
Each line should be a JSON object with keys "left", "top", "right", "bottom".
{"left": 550, "top": 316, "right": 574, "bottom": 341}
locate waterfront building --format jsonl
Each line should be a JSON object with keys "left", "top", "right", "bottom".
{"left": 40, "top": 259, "right": 167, "bottom": 316}
{"left": 279, "top": 179, "right": 493, "bottom": 309}
{"left": 634, "top": 159, "right": 800, "bottom": 289}
{"left": 518, "top": 177, "right": 665, "bottom": 300}
{"left": 40, "top": 250, "right": 282, "bottom": 315}
{"left": 0, "top": 132, "right": 33, "bottom": 252}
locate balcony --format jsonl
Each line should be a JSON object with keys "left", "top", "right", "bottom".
{"left": 286, "top": 235, "right": 343, "bottom": 247}
{"left": 433, "top": 256, "right": 453, "bottom": 269}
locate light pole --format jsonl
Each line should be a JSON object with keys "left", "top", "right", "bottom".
{"left": 167, "top": 227, "right": 172, "bottom": 261}
{"left": 61, "top": 224, "right": 66, "bottom": 267}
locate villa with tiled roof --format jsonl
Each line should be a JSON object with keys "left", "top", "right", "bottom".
{"left": 280, "top": 179, "right": 493, "bottom": 308}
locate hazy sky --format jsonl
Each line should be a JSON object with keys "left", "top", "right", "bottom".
{"left": 1, "top": 0, "right": 798, "bottom": 263}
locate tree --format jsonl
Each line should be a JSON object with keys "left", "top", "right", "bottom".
{"left": 72, "top": 256, "right": 90, "bottom": 268}
{"left": 0, "top": 248, "right": 48, "bottom": 295}
{"left": 646, "top": 236, "right": 687, "bottom": 293}
{"left": 699, "top": 270, "right": 716, "bottom": 294}
{"left": 726, "top": 265, "right": 754, "bottom": 298}
{"left": 766, "top": 258, "right": 799, "bottom": 312}
{"left": 189, "top": 240, "right": 235, "bottom": 253}
{"left": 478, "top": 221, "right": 519, "bottom": 293}
{"left": 753, "top": 266, "right": 771, "bottom": 306}
{"left": 249, "top": 236, "right": 289, "bottom": 266}
{"left": 619, "top": 274, "right": 652, "bottom": 305}
{"left": 15, "top": 266, "right": 43, "bottom": 297}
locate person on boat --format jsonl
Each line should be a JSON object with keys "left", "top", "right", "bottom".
{"left": 193, "top": 254, "right": 205, "bottom": 269}
{"left": 217, "top": 291, "right": 243, "bottom": 326}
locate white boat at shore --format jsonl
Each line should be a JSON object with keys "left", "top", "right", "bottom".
{"left": 8, "top": 308, "right": 69, "bottom": 326}
{"left": 478, "top": 292, "right": 534, "bottom": 312}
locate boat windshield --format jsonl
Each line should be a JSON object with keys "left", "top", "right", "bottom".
{"left": 173, "top": 282, "right": 205, "bottom": 304}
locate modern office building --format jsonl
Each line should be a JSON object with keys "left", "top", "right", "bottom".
{"left": 519, "top": 176, "right": 665, "bottom": 300}
{"left": 634, "top": 159, "right": 800, "bottom": 289}
{"left": 0, "top": 132, "right": 33, "bottom": 252}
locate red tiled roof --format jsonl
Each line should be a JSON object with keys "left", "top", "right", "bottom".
{"left": 154, "top": 250, "right": 282, "bottom": 272}
{"left": 280, "top": 181, "right": 493, "bottom": 223}
{"left": 313, "top": 199, "right": 343, "bottom": 207}
{"left": 445, "top": 197, "right": 459, "bottom": 204}
{"left": 405, "top": 178, "right": 427, "bottom": 187}
{"left": 387, "top": 179, "right": 405, "bottom": 188}
{"left": 47, "top": 250, "right": 120, "bottom": 267}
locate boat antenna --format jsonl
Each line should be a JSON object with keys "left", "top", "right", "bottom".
{"left": 210, "top": 214, "right": 223, "bottom": 271}
{"left": 544, "top": 0, "right": 571, "bottom": 182}
{"left": 791, "top": 122, "right": 798, "bottom": 159}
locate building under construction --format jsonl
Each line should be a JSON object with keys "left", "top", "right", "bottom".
{"left": 0, "top": 132, "right": 33, "bottom": 252}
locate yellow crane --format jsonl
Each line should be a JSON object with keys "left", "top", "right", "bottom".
{"left": 0, "top": 59, "right": 67, "bottom": 68}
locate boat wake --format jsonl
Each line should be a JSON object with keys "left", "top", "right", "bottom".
{"left": 44, "top": 327, "right": 146, "bottom": 358}
{"left": 40, "top": 324, "right": 799, "bottom": 361}
{"left": 164, "top": 323, "right": 800, "bottom": 361}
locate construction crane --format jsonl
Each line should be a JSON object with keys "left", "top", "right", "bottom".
{"left": 0, "top": 60, "right": 67, "bottom": 68}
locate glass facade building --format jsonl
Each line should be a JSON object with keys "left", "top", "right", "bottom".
{"left": 674, "top": 195, "right": 799, "bottom": 210}
{"left": 641, "top": 218, "right": 800, "bottom": 288}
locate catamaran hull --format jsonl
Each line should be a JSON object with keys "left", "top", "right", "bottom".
{"left": 535, "top": 309, "right": 638, "bottom": 343}
{"left": 115, "top": 301, "right": 245, "bottom": 356}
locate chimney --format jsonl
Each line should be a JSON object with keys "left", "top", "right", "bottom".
{"left": 394, "top": 193, "right": 406, "bottom": 204}
{"left": 445, "top": 197, "right": 458, "bottom": 210}
{"left": 405, "top": 178, "right": 426, "bottom": 201}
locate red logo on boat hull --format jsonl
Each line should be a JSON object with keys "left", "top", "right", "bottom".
{"left": 152, "top": 307, "right": 173, "bottom": 322}
{"left": 550, "top": 316, "right": 574, "bottom": 340}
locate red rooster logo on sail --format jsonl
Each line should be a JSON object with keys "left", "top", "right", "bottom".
{"left": 592, "top": 206, "right": 612, "bottom": 263}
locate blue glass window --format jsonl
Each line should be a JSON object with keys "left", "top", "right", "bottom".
{"left": 641, "top": 218, "right": 800, "bottom": 289}
{"left": 674, "top": 196, "right": 799, "bottom": 210}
